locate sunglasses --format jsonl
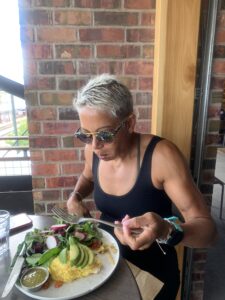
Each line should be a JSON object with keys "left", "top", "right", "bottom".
{"left": 74, "top": 121, "right": 125, "bottom": 144}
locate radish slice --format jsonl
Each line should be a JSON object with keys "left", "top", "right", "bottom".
{"left": 50, "top": 224, "right": 67, "bottom": 232}
{"left": 45, "top": 235, "right": 58, "bottom": 249}
{"left": 74, "top": 231, "right": 87, "bottom": 241}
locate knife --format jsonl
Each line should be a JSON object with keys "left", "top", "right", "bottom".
{"left": 1, "top": 243, "right": 26, "bottom": 298}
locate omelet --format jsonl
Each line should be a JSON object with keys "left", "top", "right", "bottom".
{"left": 49, "top": 256, "right": 102, "bottom": 282}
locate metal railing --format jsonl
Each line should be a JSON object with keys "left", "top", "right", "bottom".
{"left": 0, "top": 136, "right": 30, "bottom": 161}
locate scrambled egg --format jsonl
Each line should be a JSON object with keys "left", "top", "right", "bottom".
{"left": 49, "top": 256, "right": 102, "bottom": 282}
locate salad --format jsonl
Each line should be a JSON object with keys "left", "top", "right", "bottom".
{"left": 13, "top": 220, "right": 105, "bottom": 289}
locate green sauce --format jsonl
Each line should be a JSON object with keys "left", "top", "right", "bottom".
{"left": 22, "top": 268, "right": 47, "bottom": 288}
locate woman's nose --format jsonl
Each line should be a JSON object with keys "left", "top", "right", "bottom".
{"left": 91, "top": 136, "right": 104, "bottom": 149}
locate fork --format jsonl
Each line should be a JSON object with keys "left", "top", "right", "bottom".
{"left": 52, "top": 206, "right": 142, "bottom": 234}
{"left": 52, "top": 206, "right": 166, "bottom": 255}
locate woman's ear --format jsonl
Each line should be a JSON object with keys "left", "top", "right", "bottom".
{"left": 126, "top": 114, "right": 136, "bottom": 133}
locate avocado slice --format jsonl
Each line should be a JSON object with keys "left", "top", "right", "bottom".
{"left": 82, "top": 244, "right": 94, "bottom": 266}
{"left": 75, "top": 244, "right": 85, "bottom": 267}
{"left": 59, "top": 248, "right": 68, "bottom": 264}
{"left": 69, "top": 237, "right": 80, "bottom": 266}
{"left": 78, "top": 245, "right": 89, "bottom": 269}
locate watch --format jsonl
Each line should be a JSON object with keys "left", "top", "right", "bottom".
{"left": 158, "top": 216, "right": 184, "bottom": 246}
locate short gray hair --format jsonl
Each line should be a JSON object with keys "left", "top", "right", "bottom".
{"left": 74, "top": 74, "right": 133, "bottom": 120}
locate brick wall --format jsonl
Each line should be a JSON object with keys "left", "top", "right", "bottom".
{"left": 18, "top": 0, "right": 224, "bottom": 299}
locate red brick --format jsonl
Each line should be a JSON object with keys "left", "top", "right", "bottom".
{"left": 212, "top": 60, "right": 225, "bottom": 74}
{"left": 55, "top": 11, "right": 91, "bottom": 25}
{"left": 78, "top": 61, "right": 97, "bottom": 75}
{"left": 42, "top": 190, "right": 61, "bottom": 201}
{"left": 120, "top": 77, "right": 137, "bottom": 90}
{"left": 55, "top": 45, "right": 92, "bottom": 59}
{"left": 94, "top": 12, "right": 138, "bottom": 26}
{"left": 45, "top": 149, "right": 79, "bottom": 161}
{"left": 25, "top": 77, "right": 56, "bottom": 90}
{"left": 79, "top": 28, "right": 124, "bottom": 42}
{"left": 135, "top": 92, "right": 152, "bottom": 105}
{"left": 139, "top": 77, "right": 153, "bottom": 90}
{"left": 32, "top": 163, "right": 59, "bottom": 176}
{"left": 24, "top": 45, "right": 53, "bottom": 59}
{"left": 125, "top": 61, "right": 153, "bottom": 75}
{"left": 74, "top": 0, "right": 121, "bottom": 9}
{"left": 30, "top": 150, "right": 44, "bottom": 161}
{"left": 137, "top": 106, "right": 151, "bottom": 119}
{"left": 217, "top": 12, "right": 225, "bottom": 28}
{"left": 211, "top": 77, "right": 225, "bottom": 89}
{"left": 46, "top": 176, "right": 77, "bottom": 188}
{"left": 98, "top": 61, "right": 123, "bottom": 74}
{"left": 30, "top": 107, "right": 57, "bottom": 120}
{"left": 40, "top": 92, "right": 74, "bottom": 105}
{"left": 43, "top": 122, "right": 77, "bottom": 134}
{"left": 59, "top": 107, "right": 78, "bottom": 120}
{"left": 33, "top": 0, "right": 70, "bottom": 7}
{"left": 58, "top": 78, "right": 86, "bottom": 90}
{"left": 127, "top": 28, "right": 154, "bottom": 42}
{"left": 28, "top": 121, "right": 41, "bottom": 134}
{"left": 20, "top": 9, "right": 53, "bottom": 25}
{"left": 39, "top": 61, "right": 76, "bottom": 75}
{"left": 25, "top": 92, "right": 39, "bottom": 106}
{"left": 62, "top": 163, "right": 84, "bottom": 174}
{"left": 32, "top": 177, "right": 45, "bottom": 189}
{"left": 97, "top": 45, "right": 140, "bottom": 58}
{"left": 124, "top": 0, "right": 155, "bottom": 9}
{"left": 37, "top": 28, "right": 77, "bottom": 42}
{"left": 29, "top": 136, "right": 58, "bottom": 148}
{"left": 207, "top": 104, "right": 221, "bottom": 118}
{"left": 141, "top": 12, "right": 155, "bottom": 26}
{"left": 215, "top": 29, "right": 225, "bottom": 44}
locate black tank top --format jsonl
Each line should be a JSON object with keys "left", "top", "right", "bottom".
{"left": 92, "top": 135, "right": 172, "bottom": 222}
{"left": 92, "top": 135, "right": 180, "bottom": 294}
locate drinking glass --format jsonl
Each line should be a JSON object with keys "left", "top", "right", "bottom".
{"left": 0, "top": 210, "right": 10, "bottom": 256}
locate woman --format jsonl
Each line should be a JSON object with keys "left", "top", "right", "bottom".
{"left": 67, "top": 74, "right": 217, "bottom": 299}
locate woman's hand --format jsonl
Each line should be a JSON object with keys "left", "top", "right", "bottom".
{"left": 114, "top": 213, "right": 171, "bottom": 250}
{"left": 67, "top": 194, "right": 90, "bottom": 217}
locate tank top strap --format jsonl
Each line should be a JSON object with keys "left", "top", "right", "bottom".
{"left": 138, "top": 135, "right": 163, "bottom": 185}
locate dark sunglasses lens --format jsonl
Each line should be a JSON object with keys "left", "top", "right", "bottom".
{"left": 76, "top": 132, "right": 92, "bottom": 144}
{"left": 96, "top": 131, "right": 114, "bottom": 143}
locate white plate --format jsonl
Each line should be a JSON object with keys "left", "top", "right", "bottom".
{"left": 16, "top": 229, "right": 120, "bottom": 300}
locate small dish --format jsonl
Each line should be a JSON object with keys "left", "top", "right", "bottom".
{"left": 20, "top": 266, "right": 49, "bottom": 292}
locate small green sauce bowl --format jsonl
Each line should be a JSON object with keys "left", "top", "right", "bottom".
{"left": 20, "top": 266, "right": 49, "bottom": 292}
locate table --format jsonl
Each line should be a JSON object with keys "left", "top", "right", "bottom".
{"left": 0, "top": 215, "right": 141, "bottom": 300}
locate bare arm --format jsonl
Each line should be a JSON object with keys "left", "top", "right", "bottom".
{"left": 156, "top": 140, "right": 217, "bottom": 248}
{"left": 115, "top": 139, "right": 217, "bottom": 250}
{"left": 67, "top": 146, "right": 94, "bottom": 216}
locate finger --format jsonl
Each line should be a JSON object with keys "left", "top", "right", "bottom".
{"left": 114, "top": 227, "right": 127, "bottom": 245}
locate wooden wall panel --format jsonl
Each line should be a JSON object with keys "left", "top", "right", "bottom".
{"left": 152, "top": 0, "right": 201, "bottom": 160}
{"left": 152, "top": 1, "right": 201, "bottom": 299}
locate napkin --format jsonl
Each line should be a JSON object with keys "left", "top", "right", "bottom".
{"left": 126, "top": 261, "right": 164, "bottom": 300}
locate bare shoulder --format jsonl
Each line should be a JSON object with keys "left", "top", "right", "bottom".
{"left": 150, "top": 137, "right": 191, "bottom": 187}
